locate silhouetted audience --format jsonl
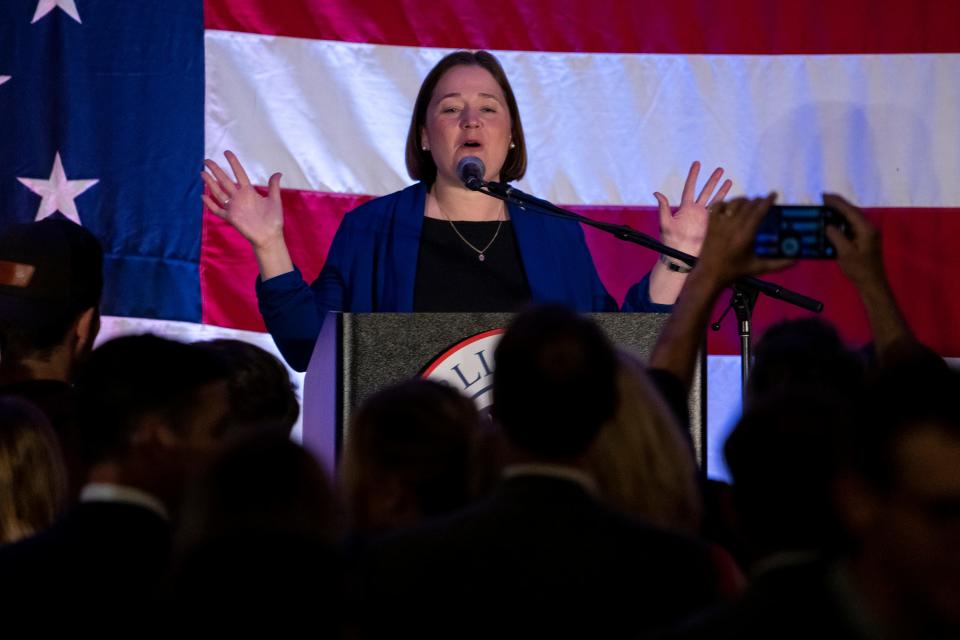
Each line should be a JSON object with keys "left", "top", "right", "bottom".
{"left": 656, "top": 195, "right": 949, "bottom": 640}
{"left": 356, "top": 305, "right": 721, "bottom": 638}
{"left": 171, "top": 432, "right": 342, "bottom": 628}
{"left": 196, "top": 338, "right": 300, "bottom": 436}
{"left": 0, "top": 396, "right": 67, "bottom": 544}
{"left": 833, "top": 352, "right": 960, "bottom": 639}
{"left": 0, "top": 192, "right": 952, "bottom": 639}
{"left": 587, "top": 349, "right": 701, "bottom": 535}
{"left": 587, "top": 350, "right": 747, "bottom": 600}
{"left": 663, "top": 354, "right": 960, "bottom": 640}
{"left": 0, "top": 335, "right": 230, "bottom": 621}
{"left": 341, "top": 378, "right": 481, "bottom": 536}
{"left": 0, "top": 217, "right": 103, "bottom": 501}
{"left": 746, "top": 318, "right": 866, "bottom": 408}
{"left": 725, "top": 392, "right": 856, "bottom": 570}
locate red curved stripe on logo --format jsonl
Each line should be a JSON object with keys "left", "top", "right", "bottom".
{"left": 421, "top": 328, "right": 506, "bottom": 378}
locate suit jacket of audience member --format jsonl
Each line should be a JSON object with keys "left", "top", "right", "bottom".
{"left": 358, "top": 474, "right": 721, "bottom": 638}
{"left": 0, "top": 500, "right": 170, "bottom": 620}
{"left": 172, "top": 532, "right": 346, "bottom": 631}
{"left": 656, "top": 559, "right": 869, "bottom": 640}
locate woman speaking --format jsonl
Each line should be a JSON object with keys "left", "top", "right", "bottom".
{"left": 202, "top": 51, "right": 729, "bottom": 371}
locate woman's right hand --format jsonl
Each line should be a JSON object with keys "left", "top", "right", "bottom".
{"left": 202, "top": 150, "right": 285, "bottom": 252}
{"left": 202, "top": 151, "right": 293, "bottom": 280}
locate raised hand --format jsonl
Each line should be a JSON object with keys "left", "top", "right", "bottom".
{"left": 202, "top": 150, "right": 292, "bottom": 279}
{"left": 647, "top": 161, "right": 734, "bottom": 304}
{"left": 655, "top": 160, "right": 733, "bottom": 256}
{"left": 202, "top": 150, "right": 285, "bottom": 252}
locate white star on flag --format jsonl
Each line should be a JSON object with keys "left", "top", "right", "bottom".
{"left": 0, "top": 76, "right": 10, "bottom": 87}
{"left": 17, "top": 152, "right": 99, "bottom": 224}
{"left": 31, "top": 0, "right": 82, "bottom": 24}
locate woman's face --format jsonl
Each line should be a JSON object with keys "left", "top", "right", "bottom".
{"left": 421, "top": 64, "right": 512, "bottom": 187}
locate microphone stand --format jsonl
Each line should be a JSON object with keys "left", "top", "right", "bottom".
{"left": 475, "top": 180, "right": 823, "bottom": 392}
{"left": 710, "top": 286, "right": 760, "bottom": 402}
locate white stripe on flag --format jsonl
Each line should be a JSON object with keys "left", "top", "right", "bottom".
{"left": 205, "top": 30, "right": 960, "bottom": 207}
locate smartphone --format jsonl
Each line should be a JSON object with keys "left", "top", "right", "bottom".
{"left": 754, "top": 205, "right": 848, "bottom": 259}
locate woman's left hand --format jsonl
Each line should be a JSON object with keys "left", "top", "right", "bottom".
{"left": 656, "top": 161, "right": 732, "bottom": 257}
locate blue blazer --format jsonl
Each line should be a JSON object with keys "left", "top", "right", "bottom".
{"left": 257, "top": 182, "right": 665, "bottom": 370}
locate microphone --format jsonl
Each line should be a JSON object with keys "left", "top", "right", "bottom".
{"left": 457, "top": 156, "right": 485, "bottom": 190}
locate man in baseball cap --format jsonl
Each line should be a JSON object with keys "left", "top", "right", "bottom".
{"left": 0, "top": 217, "right": 104, "bottom": 499}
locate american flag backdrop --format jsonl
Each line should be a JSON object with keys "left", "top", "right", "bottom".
{"left": 2, "top": 0, "right": 959, "bottom": 478}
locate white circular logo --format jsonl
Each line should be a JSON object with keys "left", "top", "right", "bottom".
{"left": 421, "top": 328, "right": 504, "bottom": 411}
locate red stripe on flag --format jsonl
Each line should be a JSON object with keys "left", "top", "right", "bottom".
{"left": 201, "top": 194, "right": 960, "bottom": 356}
{"left": 204, "top": 0, "right": 960, "bottom": 54}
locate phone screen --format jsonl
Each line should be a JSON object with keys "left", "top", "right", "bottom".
{"left": 754, "top": 205, "right": 845, "bottom": 259}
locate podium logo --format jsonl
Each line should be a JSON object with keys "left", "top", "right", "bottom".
{"left": 421, "top": 328, "right": 504, "bottom": 411}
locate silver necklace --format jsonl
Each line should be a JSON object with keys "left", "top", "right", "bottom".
{"left": 435, "top": 200, "right": 504, "bottom": 262}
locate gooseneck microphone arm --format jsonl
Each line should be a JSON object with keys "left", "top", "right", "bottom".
{"left": 470, "top": 178, "right": 823, "bottom": 314}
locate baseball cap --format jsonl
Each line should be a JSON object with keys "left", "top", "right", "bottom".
{"left": 0, "top": 217, "right": 104, "bottom": 329}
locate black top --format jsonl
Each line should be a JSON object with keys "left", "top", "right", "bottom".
{"left": 413, "top": 217, "right": 531, "bottom": 312}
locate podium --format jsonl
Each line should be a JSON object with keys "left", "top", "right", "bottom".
{"left": 303, "top": 312, "right": 706, "bottom": 474}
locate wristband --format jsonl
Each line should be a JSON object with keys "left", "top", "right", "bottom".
{"left": 660, "top": 253, "right": 693, "bottom": 274}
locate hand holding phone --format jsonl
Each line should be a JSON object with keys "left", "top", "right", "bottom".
{"left": 822, "top": 193, "right": 885, "bottom": 287}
